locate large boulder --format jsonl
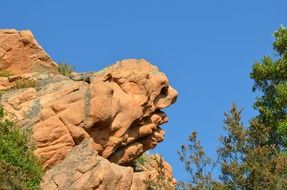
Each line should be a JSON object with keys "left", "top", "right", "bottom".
{"left": 41, "top": 139, "right": 134, "bottom": 190}
{"left": 1, "top": 59, "right": 177, "bottom": 168}
{"left": 0, "top": 29, "right": 178, "bottom": 189}
{"left": 41, "top": 139, "right": 175, "bottom": 190}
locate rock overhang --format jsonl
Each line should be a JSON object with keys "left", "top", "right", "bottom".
{"left": 0, "top": 29, "right": 178, "bottom": 189}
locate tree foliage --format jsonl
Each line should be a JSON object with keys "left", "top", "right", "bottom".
{"left": 219, "top": 106, "right": 287, "bottom": 189}
{"left": 0, "top": 105, "right": 43, "bottom": 190}
{"left": 178, "top": 26, "right": 287, "bottom": 190}
{"left": 251, "top": 25, "right": 287, "bottom": 147}
{"left": 177, "top": 132, "right": 216, "bottom": 190}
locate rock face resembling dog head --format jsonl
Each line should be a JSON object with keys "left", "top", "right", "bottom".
{"left": 85, "top": 59, "right": 178, "bottom": 164}
{"left": 2, "top": 59, "right": 177, "bottom": 168}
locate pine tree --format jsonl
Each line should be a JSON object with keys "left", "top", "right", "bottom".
{"left": 178, "top": 26, "right": 287, "bottom": 190}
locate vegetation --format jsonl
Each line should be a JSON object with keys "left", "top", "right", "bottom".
{"left": 0, "top": 90, "right": 6, "bottom": 97}
{"left": 132, "top": 153, "right": 175, "bottom": 190}
{"left": 14, "top": 79, "right": 37, "bottom": 89}
{"left": 251, "top": 25, "right": 287, "bottom": 148}
{"left": 57, "top": 63, "right": 74, "bottom": 76}
{"left": 178, "top": 26, "right": 287, "bottom": 189}
{"left": 132, "top": 153, "right": 153, "bottom": 172}
{"left": 0, "top": 105, "right": 43, "bottom": 190}
{"left": 0, "top": 69, "right": 37, "bottom": 90}
{"left": 0, "top": 70, "right": 14, "bottom": 77}
{"left": 177, "top": 131, "right": 217, "bottom": 190}
{"left": 144, "top": 155, "right": 175, "bottom": 190}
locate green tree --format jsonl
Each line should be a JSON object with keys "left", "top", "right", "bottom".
{"left": 178, "top": 26, "right": 287, "bottom": 190}
{"left": 218, "top": 105, "right": 287, "bottom": 189}
{"left": 178, "top": 105, "right": 287, "bottom": 190}
{"left": 0, "top": 105, "right": 43, "bottom": 190}
{"left": 251, "top": 25, "right": 287, "bottom": 147}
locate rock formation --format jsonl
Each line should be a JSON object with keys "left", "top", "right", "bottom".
{"left": 41, "top": 139, "right": 175, "bottom": 190}
{"left": 0, "top": 29, "right": 57, "bottom": 75}
{"left": 0, "top": 29, "right": 178, "bottom": 190}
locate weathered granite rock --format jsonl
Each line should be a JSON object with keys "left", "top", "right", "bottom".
{"left": 0, "top": 29, "right": 58, "bottom": 75}
{"left": 41, "top": 139, "right": 134, "bottom": 190}
{"left": 1, "top": 59, "right": 177, "bottom": 168}
{"left": 41, "top": 139, "right": 175, "bottom": 190}
{"left": 0, "top": 29, "right": 178, "bottom": 189}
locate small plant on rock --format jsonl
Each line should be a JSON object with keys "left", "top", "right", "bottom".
{"left": 57, "top": 63, "right": 74, "bottom": 76}
{"left": 0, "top": 70, "right": 14, "bottom": 77}
{"left": 144, "top": 155, "right": 176, "bottom": 190}
{"left": 132, "top": 153, "right": 175, "bottom": 190}
{"left": 14, "top": 78, "right": 37, "bottom": 89}
{"left": 132, "top": 153, "right": 151, "bottom": 172}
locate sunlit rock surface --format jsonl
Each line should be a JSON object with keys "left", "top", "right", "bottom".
{"left": 0, "top": 29, "right": 178, "bottom": 190}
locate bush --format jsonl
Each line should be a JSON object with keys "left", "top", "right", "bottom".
{"left": 132, "top": 153, "right": 151, "bottom": 172}
{"left": 132, "top": 153, "right": 175, "bottom": 190}
{"left": 14, "top": 79, "right": 37, "bottom": 89}
{"left": 57, "top": 63, "right": 74, "bottom": 76}
{"left": 0, "top": 70, "right": 13, "bottom": 77}
{"left": 0, "top": 105, "right": 43, "bottom": 190}
{"left": 144, "top": 155, "right": 175, "bottom": 190}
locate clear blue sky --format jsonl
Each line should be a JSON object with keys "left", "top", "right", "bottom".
{"left": 1, "top": 0, "right": 287, "bottom": 182}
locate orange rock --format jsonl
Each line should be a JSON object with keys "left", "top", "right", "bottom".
{"left": 41, "top": 139, "right": 134, "bottom": 190}
{"left": 41, "top": 139, "right": 175, "bottom": 190}
{"left": 0, "top": 29, "right": 178, "bottom": 189}
{"left": 2, "top": 59, "right": 177, "bottom": 169}
{"left": 0, "top": 29, "right": 58, "bottom": 75}
{"left": 0, "top": 77, "right": 12, "bottom": 90}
